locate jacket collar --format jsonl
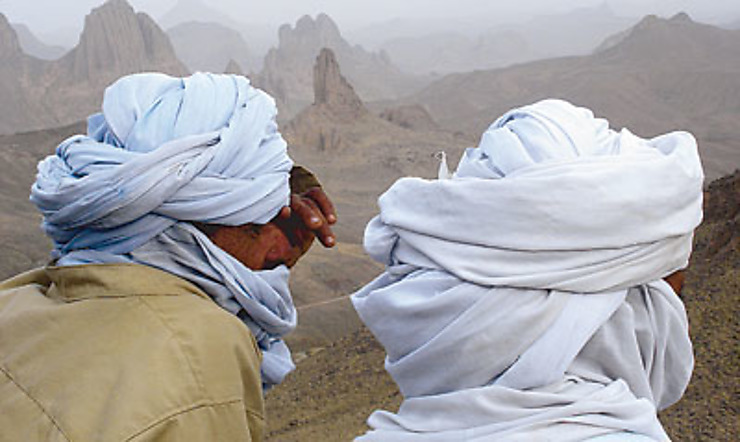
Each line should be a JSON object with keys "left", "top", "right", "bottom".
{"left": 44, "top": 263, "right": 209, "bottom": 302}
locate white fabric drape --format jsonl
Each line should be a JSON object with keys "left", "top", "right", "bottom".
{"left": 352, "top": 99, "right": 703, "bottom": 440}
{"left": 31, "top": 72, "right": 297, "bottom": 387}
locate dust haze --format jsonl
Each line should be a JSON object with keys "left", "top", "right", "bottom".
{"left": 3, "top": 0, "right": 739, "bottom": 46}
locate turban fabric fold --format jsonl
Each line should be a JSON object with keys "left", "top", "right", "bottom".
{"left": 353, "top": 99, "right": 703, "bottom": 440}
{"left": 32, "top": 72, "right": 297, "bottom": 387}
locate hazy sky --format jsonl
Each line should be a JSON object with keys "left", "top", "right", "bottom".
{"left": 2, "top": 0, "right": 739, "bottom": 38}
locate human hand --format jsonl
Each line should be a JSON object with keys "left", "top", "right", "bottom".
{"left": 277, "top": 186, "right": 337, "bottom": 248}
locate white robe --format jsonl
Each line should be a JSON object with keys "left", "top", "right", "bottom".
{"left": 352, "top": 99, "right": 703, "bottom": 441}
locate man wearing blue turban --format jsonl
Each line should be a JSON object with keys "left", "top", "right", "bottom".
{"left": 0, "top": 72, "right": 336, "bottom": 441}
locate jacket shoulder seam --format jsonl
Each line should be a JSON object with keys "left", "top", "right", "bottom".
{"left": 0, "top": 364, "right": 72, "bottom": 441}
{"left": 124, "top": 398, "right": 255, "bottom": 441}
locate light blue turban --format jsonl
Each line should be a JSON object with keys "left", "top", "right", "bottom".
{"left": 31, "top": 72, "right": 297, "bottom": 387}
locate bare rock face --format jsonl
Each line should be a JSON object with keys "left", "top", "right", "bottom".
{"left": 257, "top": 13, "right": 420, "bottom": 119}
{"left": 313, "top": 48, "right": 366, "bottom": 117}
{"left": 285, "top": 49, "right": 369, "bottom": 152}
{"left": 380, "top": 105, "right": 438, "bottom": 131}
{"left": 61, "top": 0, "right": 186, "bottom": 83}
{"left": 0, "top": 14, "right": 51, "bottom": 132}
{"left": 0, "top": 14, "right": 22, "bottom": 59}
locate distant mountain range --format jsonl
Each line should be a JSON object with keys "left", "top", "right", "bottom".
{"left": 407, "top": 13, "right": 740, "bottom": 181}
{"left": 0, "top": 0, "right": 738, "bottom": 187}
{"left": 167, "top": 21, "right": 261, "bottom": 74}
{"left": 158, "top": 0, "right": 277, "bottom": 58}
{"left": 380, "top": 3, "right": 637, "bottom": 75}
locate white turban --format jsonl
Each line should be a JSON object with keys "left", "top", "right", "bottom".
{"left": 32, "top": 72, "right": 297, "bottom": 387}
{"left": 353, "top": 99, "right": 703, "bottom": 440}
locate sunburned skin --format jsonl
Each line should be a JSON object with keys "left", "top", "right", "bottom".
{"left": 664, "top": 270, "right": 686, "bottom": 296}
{"left": 203, "top": 185, "right": 336, "bottom": 271}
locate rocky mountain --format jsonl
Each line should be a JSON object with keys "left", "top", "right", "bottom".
{"left": 11, "top": 23, "right": 66, "bottom": 60}
{"left": 57, "top": 0, "right": 185, "bottom": 84}
{"left": 0, "top": 0, "right": 188, "bottom": 135}
{"left": 256, "top": 14, "right": 428, "bottom": 119}
{"left": 0, "top": 14, "right": 53, "bottom": 133}
{"left": 406, "top": 13, "right": 740, "bottom": 181}
{"left": 167, "top": 21, "right": 259, "bottom": 74}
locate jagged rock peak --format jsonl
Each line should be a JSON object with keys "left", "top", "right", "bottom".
{"left": 670, "top": 12, "right": 693, "bottom": 23}
{"left": 0, "top": 13, "right": 22, "bottom": 58}
{"left": 279, "top": 13, "right": 343, "bottom": 47}
{"left": 636, "top": 14, "right": 660, "bottom": 28}
{"left": 635, "top": 12, "right": 693, "bottom": 30}
{"left": 224, "top": 59, "right": 243, "bottom": 75}
{"left": 313, "top": 48, "right": 365, "bottom": 114}
{"left": 69, "top": 0, "right": 186, "bottom": 81}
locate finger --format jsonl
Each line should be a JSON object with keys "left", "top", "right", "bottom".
{"left": 290, "top": 194, "right": 324, "bottom": 229}
{"left": 300, "top": 197, "right": 336, "bottom": 247}
{"left": 304, "top": 187, "right": 337, "bottom": 224}
{"left": 278, "top": 206, "right": 291, "bottom": 219}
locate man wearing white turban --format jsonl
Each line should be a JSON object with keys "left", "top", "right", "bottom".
{"left": 0, "top": 72, "right": 336, "bottom": 441}
{"left": 352, "top": 99, "right": 703, "bottom": 441}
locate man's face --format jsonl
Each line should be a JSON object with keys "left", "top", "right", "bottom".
{"left": 205, "top": 215, "right": 315, "bottom": 271}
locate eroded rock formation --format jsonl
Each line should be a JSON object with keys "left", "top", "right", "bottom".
{"left": 0, "top": 0, "right": 188, "bottom": 135}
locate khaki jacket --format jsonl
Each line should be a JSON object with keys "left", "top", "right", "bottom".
{"left": 0, "top": 264, "right": 264, "bottom": 441}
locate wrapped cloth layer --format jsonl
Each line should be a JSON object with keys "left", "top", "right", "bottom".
{"left": 353, "top": 99, "right": 703, "bottom": 440}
